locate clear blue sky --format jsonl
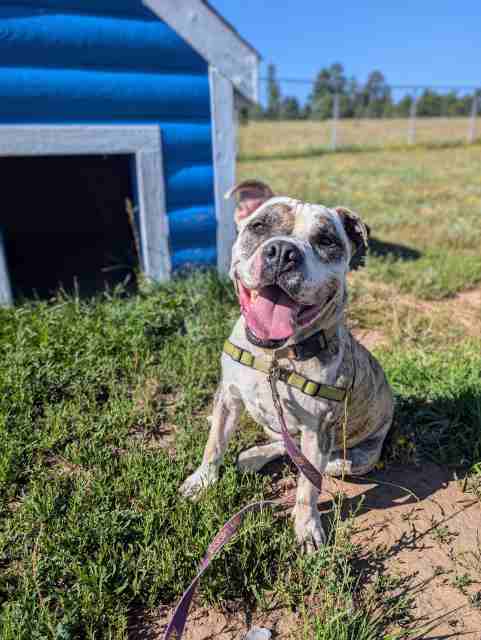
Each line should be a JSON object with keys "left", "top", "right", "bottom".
{"left": 211, "top": 0, "right": 481, "bottom": 104}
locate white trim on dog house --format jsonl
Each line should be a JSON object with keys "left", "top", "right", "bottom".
{"left": 0, "top": 124, "right": 170, "bottom": 305}
{"left": 209, "top": 67, "right": 237, "bottom": 275}
{"left": 0, "top": 228, "right": 12, "bottom": 306}
{"left": 143, "top": 0, "right": 260, "bottom": 102}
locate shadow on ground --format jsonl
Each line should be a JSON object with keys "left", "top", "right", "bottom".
{"left": 369, "top": 237, "right": 422, "bottom": 261}
{"left": 351, "top": 236, "right": 422, "bottom": 270}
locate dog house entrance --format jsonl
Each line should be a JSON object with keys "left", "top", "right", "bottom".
{"left": 0, "top": 154, "right": 140, "bottom": 300}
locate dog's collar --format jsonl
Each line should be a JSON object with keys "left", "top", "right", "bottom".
{"left": 223, "top": 338, "right": 347, "bottom": 403}
{"left": 264, "top": 327, "right": 336, "bottom": 361}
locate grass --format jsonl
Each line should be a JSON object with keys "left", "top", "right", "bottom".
{"left": 239, "top": 138, "right": 481, "bottom": 164}
{"left": 0, "top": 271, "right": 480, "bottom": 638}
{"left": 238, "top": 118, "right": 481, "bottom": 160}
{"left": 1, "top": 141, "right": 481, "bottom": 637}
{"left": 238, "top": 143, "right": 481, "bottom": 299}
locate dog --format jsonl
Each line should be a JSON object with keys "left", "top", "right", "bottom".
{"left": 180, "top": 180, "right": 394, "bottom": 551}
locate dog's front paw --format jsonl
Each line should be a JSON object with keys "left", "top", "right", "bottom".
{"left": 293, "top": 507, "right": 326, "bottom": 553}
{"left": 179, "top": 464, "right": 218, "bottom": 499}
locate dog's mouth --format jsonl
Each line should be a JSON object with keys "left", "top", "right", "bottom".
{"left": 237, "top": 280, "right": 321, "bottom": 344}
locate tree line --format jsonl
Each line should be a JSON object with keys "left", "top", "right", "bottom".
{"left": 246, "top": 63, "right": 480, "bottom": 121}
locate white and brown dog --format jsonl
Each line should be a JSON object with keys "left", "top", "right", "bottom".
{"left": 181, "top": 180, "right": 394, "bottom": 551}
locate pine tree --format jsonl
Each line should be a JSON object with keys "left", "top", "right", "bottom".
{"left": 266, "top": 64, "right": 281, "bottom": 119}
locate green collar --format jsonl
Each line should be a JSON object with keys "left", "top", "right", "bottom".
{"left": 223, "top": 339, "right": 347, "bottom": 403}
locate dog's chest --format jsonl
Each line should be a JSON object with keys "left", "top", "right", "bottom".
{"left": 221, "top": 352, "right": 336, "bottom": 435}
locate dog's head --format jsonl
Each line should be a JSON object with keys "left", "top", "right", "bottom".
{"left": 227, "top": 180, "right": 369, "bottom": 348}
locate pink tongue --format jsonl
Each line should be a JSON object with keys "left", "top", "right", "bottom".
{"left": 245, "top": 286, "right": 298, "bottom": 340}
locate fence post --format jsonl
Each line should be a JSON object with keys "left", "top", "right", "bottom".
{"left": 408, "top": 89, "right": 418, "bottom": 145}
{"left": 331, "top": 93, "right": 340, "bottom": 150}
{"left": 468, "top": 91, "right": 479, "bottom": 143}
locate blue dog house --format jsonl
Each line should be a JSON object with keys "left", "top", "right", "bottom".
{"left": 0, "top": 0, "right": 260, "bottom": 304}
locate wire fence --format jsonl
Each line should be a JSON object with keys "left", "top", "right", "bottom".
{"left": 239, "top": 79, "right": 481, "bottom": 155}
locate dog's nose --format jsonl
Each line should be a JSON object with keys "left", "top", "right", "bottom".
{"left": 264, "top": 240, "right": 302, "bottom": 273}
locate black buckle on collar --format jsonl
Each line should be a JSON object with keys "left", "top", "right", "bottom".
{"left": 293, "top": 330, "right": 328, "bottom": 360}
{"left": 276, "top": 367, "right": 292, "bottom": 384}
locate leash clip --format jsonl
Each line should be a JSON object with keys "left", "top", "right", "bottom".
{"left": 268, "top": 359, "right": 281, "bottom": 384}
{"left": 268, "top": 359, "right": 284, "bottom": 416}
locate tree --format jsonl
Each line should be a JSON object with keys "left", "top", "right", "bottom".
{"left": 280, "top": 96, "right": 301, "bottom": 120}
{"left": 248, "top": 103, "right": 265, "bottom": 122}
{"left": 309, "top": 63, "right": 348, "bottom": 120}
{"left": 310, "top": 92, "right": 333, "bottom": 120}
{"left": 417, "top": 89, "right": 442, "bottom": 117}
{"left": 266, "top": 64, "right": 281, "bottom": 119}
{"left": 301, "top": 103, "right": 312, "bottom": 119}
{"left": 396, "top": 94, "right": 413, "bottom": 117}
{"left": 344, "top": 76, "right": 360, "bottom": 118}
{"left": 362, "top": 70, "right": 392, "bottom": 118}
{"left": 444, "top": 90, "right": 466, "bottom": 116}
{"left": 238, "top": 102, "right": 264, "bottom": 125}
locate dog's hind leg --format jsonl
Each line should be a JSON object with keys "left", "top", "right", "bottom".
{"left": 325, "top": 415, "right": 392, "bottom": 477}
{"left": 237, "top": 440, "right": 287, "bottom": 473}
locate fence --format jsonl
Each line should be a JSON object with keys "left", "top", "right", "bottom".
{"left": 239, "top": 79, "right": 481, "bottom": 155}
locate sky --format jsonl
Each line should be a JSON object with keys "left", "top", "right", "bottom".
{"left": 210, "top": 0, "right": 481, "bottom": 105}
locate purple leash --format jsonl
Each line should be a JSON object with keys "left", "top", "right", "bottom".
{"left": 268, "top": 365, "right": 323, "bottom": 493}
{"left": 163, "top": 365, "right": 323, "bottom": 639}
{"left": 162, "top": 500, "right": 277, "bottom": 640}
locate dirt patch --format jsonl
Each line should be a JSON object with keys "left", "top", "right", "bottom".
{"left": 44, "top": 454, "right": 93, "bottom": 481}
{"left": 351, "top": 328, "right": 388, "bottom": 351}
{"left": 348, "top": 274, "right": 481, "bottom": 342}
{"left": 150, "top": 606, "right": 297, "bottom": 640}
{"left": 413, "top": 286, "right": 481, "bottom": 337}
{"left": 129, "top": 380, "right": 179, "bottom": 456}
{"left": 324, "top": 464, "right": 481, "bottom": 639}
{"left": 456, "top": 288, "right": 481, "bottom": 309}
{"left": 128, "top": 423, "right": 177, "bottom": 456}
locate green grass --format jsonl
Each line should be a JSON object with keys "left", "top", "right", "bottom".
{"left": 2, "top": 139, "right": 481, "bottom": 638}
{"left": 382, "top": 341, "right": 481, "bottom": 468}
{"left": 366, "top": 250, "right": 481, "bottom": 299}
{"left": 1, "top": 272, "right": 480, "bottom": 638}
{"left": 238, "top": 138, "right": 481, "bottom": 163}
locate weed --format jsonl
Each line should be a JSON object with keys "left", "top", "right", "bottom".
{"left": 451, "top": 573, "right": 474, "bottom": 594}
{"left": 430, "top": 521, "right": 459, "bottom": 545}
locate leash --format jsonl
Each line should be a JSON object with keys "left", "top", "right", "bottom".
{"left": 267, "top": 364, "right": 323, "bottom": 491}
{"left": 162, "top": 500, "right": 279, "bottom": 640}
{"left": 164, "top": 358, "right": 346, "bottom": 639}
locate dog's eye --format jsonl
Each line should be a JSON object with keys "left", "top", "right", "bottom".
{"left": 249, "top": 221, "right": 266, "bottom": 234}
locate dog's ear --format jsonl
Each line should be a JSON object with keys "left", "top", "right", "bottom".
{"left": 336, "top": 207, "right": 370, "bottom": 266}
{"left": 225, "top": 180, "right": 274, "bottom": 225}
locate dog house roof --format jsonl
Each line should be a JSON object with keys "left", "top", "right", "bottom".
{"left": 143, "top": 0, "right": 261, "bottom": 102}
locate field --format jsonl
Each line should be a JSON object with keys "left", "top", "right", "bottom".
{"left": 1, "top": 135, "right": 481, "bottom": 639}
{"left": 238, "top": 118, "right": 480, "bottom": 159}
